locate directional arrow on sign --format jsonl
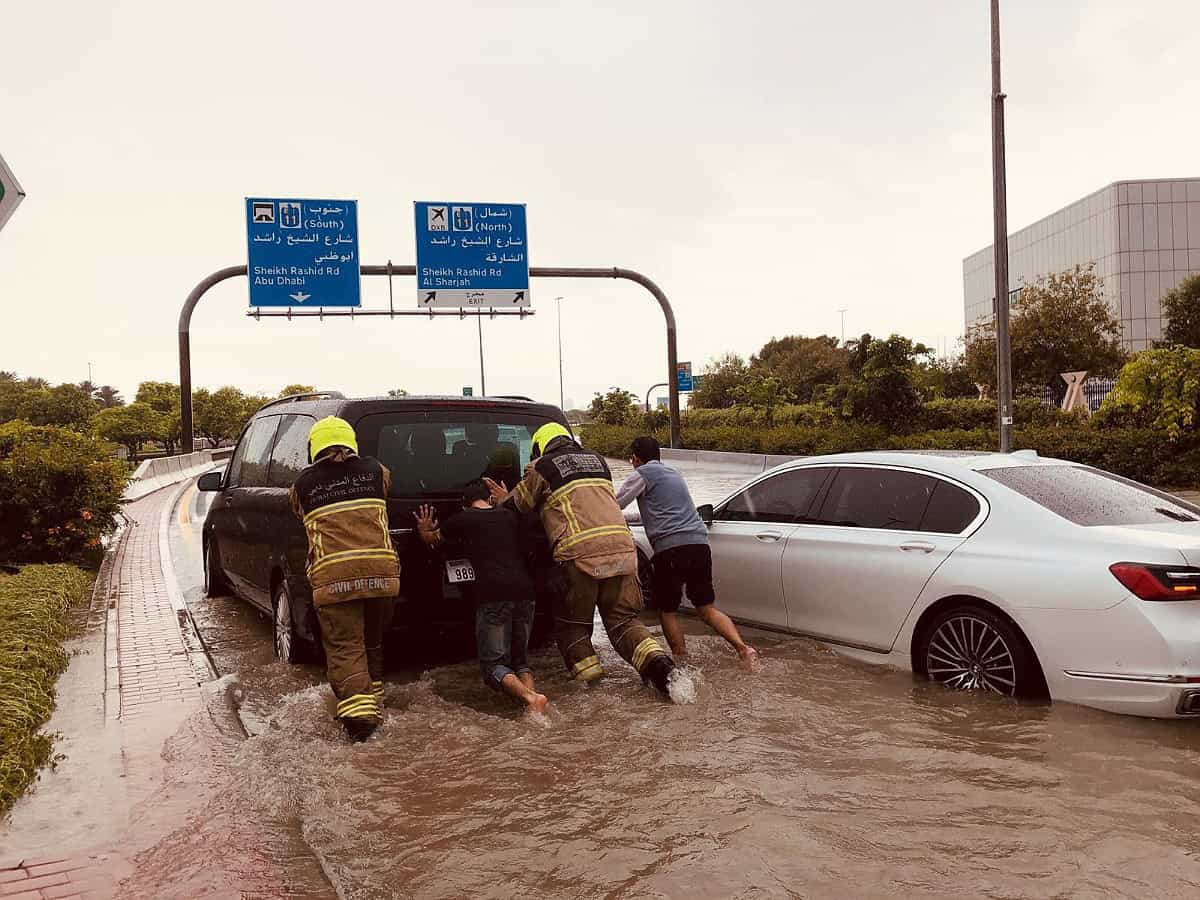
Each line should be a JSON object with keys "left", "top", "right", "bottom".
{"left": 289, "top": 292, "right": 311, "bottom": 303}
{"left": 513, "top": 291, "right": 525, "bottom": 304}
{"left": 0, "top": 153, "right": 26, "bottom": 235}
{"left": 424, "top": 291, "right": 437, "bottom": 305}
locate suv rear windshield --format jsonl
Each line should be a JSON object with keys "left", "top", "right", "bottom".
{"left": 354, "top": 410, "right": 560, "bottom": 496}
{"left": 980, "top": 464, "right": 1200, "bottom": 527}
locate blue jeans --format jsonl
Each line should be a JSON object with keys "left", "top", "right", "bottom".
{"left": 476, "top": 598, "right": 534, "bottom": 690}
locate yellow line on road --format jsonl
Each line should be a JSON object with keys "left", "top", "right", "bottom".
{"left": 178, "top": 480, "right": 197, "bottom": 527}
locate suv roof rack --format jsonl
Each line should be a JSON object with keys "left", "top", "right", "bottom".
{"left": 492, "top": 394, "right": 534, "bottom": 402}
{"left": 256, "top": 391, "right": 346, "bottom": 413}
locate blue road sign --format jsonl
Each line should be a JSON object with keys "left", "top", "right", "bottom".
{"left": 414, "top": 202, "right": 529, "bottom": 307}
{"left": 245, "top": 198, "right": 360, "bottom": 307}
{"left": 676, "top": 361, "right": 694, "bottom": 393}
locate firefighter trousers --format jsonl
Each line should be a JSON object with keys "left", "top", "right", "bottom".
{"left": 316, "top": 596, "right": 393, "bottom": 722}
{"left": 557, "top": 561, "right": 669, "bottom": 682}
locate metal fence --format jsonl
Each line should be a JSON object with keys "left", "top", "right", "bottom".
{"left": 1038, "top": 377, "right": 1116, "bottom": 412}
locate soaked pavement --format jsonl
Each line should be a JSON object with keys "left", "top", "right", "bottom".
{"left": 10, "top": 461, "right": 1200, "bottom": 898}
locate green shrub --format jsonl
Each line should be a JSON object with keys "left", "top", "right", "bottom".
{"left": 0, "top": 565, "right": 94, "bottom": 817}
{"left": 0, "top": 421, "right": 128, "bottom": 565}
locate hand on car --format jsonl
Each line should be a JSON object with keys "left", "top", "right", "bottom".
{"left": 414, "top": 504, "right": 440, "bottom": 544}
{"left": 482, "top": 477, "right": 508, "bottom": 505}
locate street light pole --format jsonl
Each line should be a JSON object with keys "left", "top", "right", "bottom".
{"left": 837, "top": 308, "right": 848, "bottom": 346}
{"left": 991, "top": 0, "right": 1014, "bottom": 452}
{"left": 556, "top": 295, "right": 565, "bottom": 410}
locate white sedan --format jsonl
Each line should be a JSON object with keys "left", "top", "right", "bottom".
{"left": 629, "top": 450, "right": 1200, "bottom": 719}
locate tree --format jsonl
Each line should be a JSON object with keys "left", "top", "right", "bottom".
{"left": 689, "top": 354, "right": 750, "bottom": 409}
{"left": 279, "top": 384, "right": 316, "bottom": 397}
{"left": 193, "top": 387, "right": 250, "bottom": 446}
{"left": 96, "top": 385, "right": 123, "bottom": 409}
{"left": 964, "top": 264, "right": 1125, "bottom": 401}
{"left": 749, "top": 335, "right": 848, "bottom": 403}
{"left": 1098, "top": 347, "right": 1200, "bottom": 439}
{"left": 732, "top": 373, "right": 796, "bottom": 426}
{"left": 19, "top": 384, "right": 97, "bottom": 431}
{"left": 1161, "top": 274, "right": 1200, "bottom": 349}
{"left": 588, "top": 388, "right": 638, "bottom": 425}
{"left": 135, "top": 381, "right": 178, "bottom": 414}
{"left": 94, "top": 402, "right": 166, "bottom": 460}
{"left": 833, "top": 333, "right": 932, "bottom": 429}
{"left": 916, "top": 355, "right": 978, "bottom": 400}
{"left": 77, "top": 380, "right": 97, "bottom": 400}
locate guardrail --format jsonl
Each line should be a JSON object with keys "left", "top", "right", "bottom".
{"left": 124, "top": 450, "right": 220, "bottom": 501}
{"left": 657, "top": 447, "right": 800, "bottom": 473}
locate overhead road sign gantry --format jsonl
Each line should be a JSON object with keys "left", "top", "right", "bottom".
{"left": 245, "top": 198, "right": 361, "bottom": 307}
{"left": 414, "top": 202, "right": 529, "bottom": 308}
{"left": 0, "top": 153, "right": 26, "bottom": 234}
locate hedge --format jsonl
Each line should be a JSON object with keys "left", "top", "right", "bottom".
{"left": 0, "top": 421, "right": 128, "bottom": 565}
{"left": 0, "top": 565, "right": 94, "bottom": 817}
{"left": 581, "top": 422, "right": 1199, "bottom": 488}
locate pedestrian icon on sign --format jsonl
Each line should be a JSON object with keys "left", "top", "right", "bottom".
{"left": 428, "top": 206, "right": 448, "bottom": 231}
{"left": 452, "top": 206, "right": 473, "bottom": 231}
{"left": 252, "top": 202, "right": 275, "bottom": 224}
{"left": 279, "top": 202, "right": 302, "bottom": 229}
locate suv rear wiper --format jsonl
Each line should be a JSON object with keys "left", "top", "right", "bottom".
{"left": 1154, "top": 506, "right": 1198, "bottom": 523}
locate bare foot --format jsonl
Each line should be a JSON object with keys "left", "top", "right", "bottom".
{"left": 526, "top": 693, "right": 549, "bottom": 715}
{"left": 518, "top": 673, "right": 536, "bottom": 692}
{"left": 738, "top": 646, "right": 760, "bottom": 671}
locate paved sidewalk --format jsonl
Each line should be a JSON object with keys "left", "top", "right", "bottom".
{"left": 110, "top": 488, "right": 201, "bottom": 718}
{"left": 0, "top": 855, "right": 125, "bottom": 900}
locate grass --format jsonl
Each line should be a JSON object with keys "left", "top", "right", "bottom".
{"left": 0, "top": 564, "right": 94, "bottom": 818}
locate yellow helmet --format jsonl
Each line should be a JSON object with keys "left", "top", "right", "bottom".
{"left": 308, "top": 416, "right": 358, "bottom": 462}
{"left": 530, "top": 422, "right": 572, "bottom": 459}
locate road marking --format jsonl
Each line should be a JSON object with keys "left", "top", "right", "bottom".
{"left": 178, "top": 480, "right": 197, "bottom": 527}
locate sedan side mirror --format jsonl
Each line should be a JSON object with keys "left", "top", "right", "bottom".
{"left": 696, "top": 504, "right": 714, "bottom": 526}
{"left": 197, "top": 471, "right": 223, "bottom": 492}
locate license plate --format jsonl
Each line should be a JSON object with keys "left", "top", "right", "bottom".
{"left": 446, "top": 559, "right": 476, "bottom": 583}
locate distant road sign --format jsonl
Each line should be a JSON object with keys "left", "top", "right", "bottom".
{"left": 0, "top": 153, "right": 26, "bottom": 234}
{"left": 414, "top": 202, "right": 529, "bottom": 308}
{"left": 245, "top": 198, "right": 360, "bottom": 307}
{"left": 462, "top": 386, "right": 473, "bottom": 397}
{"left": 676, "top": 361, "right": 693, "bottom": 392}
{"left": 656, "top": 397, "right": 668, "bottom": 409}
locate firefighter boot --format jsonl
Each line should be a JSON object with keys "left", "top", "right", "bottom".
{"left": 642, "top": 654, "right": 677, "bottom": 699}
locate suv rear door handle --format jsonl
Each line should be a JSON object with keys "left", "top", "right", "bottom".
{"left": 900, "top": 541, "right": 936, "bottom": 554}
{"left": 755, "top": 531, "right": 783, "bottom": 543}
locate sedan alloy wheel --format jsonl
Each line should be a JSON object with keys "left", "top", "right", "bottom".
{"left": 925, "top": 612, "right": 1018, "bottom": 696}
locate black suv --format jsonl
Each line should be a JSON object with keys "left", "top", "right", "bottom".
{"left": 198, "top": 392, "right": 570, "bottom": 662}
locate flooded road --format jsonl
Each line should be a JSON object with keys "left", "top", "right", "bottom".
{"left": 124, "top": 461, "right": 1200, "bottom": 898}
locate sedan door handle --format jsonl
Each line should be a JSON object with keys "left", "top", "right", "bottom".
{"left": 755, "top": 531, "right": 784, "bottom": 543}
{"left": 899, "top": 541, "right": 936, "bottom": 554}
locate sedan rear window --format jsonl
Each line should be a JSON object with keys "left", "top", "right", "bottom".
{"left": 980, "top": 465, "right": 1200, "bottom": 527}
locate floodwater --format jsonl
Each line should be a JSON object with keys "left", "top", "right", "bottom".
{"left": 108, "top": 463, "right": 1200, "bottom": 896}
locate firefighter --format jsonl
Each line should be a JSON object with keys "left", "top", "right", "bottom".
{"left": 485, "top": 423, "right": 679, "bottom": 698}
{"left": 289, "top": 416, "right": 400, "bottom": 741}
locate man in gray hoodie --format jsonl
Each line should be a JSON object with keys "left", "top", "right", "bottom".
{"left": 616, "top": 436, "right": 758, "bottom": 667}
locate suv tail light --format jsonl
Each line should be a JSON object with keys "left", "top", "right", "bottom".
{"left": 1110, "top": 563, "right": 1200, "bottom": 601}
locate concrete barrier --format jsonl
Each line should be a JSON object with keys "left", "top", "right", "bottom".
{"left": 124, "top": 450, "right": 218, "bottom": 501}
{"left": 659, "top": 447, "right": 801, "bottom": 474}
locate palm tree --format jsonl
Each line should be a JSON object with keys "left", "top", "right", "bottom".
{"left": 0, "top": 371, "right": 16, "bottom": 382}
{"left": 96, "top": 385, "right": 123, "bottom": 408}
{"left": 78, "top": 380, "right": 98, "bottom": 399}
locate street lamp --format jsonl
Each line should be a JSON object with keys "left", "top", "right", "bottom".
{"left": 990, "top": 0, "right": 1014, "bottom": 452}
{"left": 556, "top": 296, "right": 565, "bottom": 410}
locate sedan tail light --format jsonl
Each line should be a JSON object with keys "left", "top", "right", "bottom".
{"left": 1110, "top": 563, "right": 1200, "bottom": 601}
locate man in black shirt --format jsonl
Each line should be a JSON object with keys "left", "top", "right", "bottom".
{"left": 415, "top": 480, "right": 549, "bottom": 713}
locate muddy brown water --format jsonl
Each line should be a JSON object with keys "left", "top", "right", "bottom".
{"left": 113, "top": 463, "right": 1200, "bottom": 897}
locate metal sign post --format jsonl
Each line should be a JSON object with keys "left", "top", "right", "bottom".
{"left": 0, "top": 152, "right": 26, "bottom": 234}
{"left": 990, "top": 0, "right": 1015, "bottom": 452}
{"left": 178, "top": 264, "right": 682, "bottom": 451}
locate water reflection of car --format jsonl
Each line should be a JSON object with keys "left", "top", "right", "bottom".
{"left": 198, "top": 392, "right": 567, "bottom": 663}
{"left": 629, "top": 450, "right": 1200, "bottom": 719}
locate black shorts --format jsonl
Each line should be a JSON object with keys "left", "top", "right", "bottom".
{"left": 649, "top": 543, "right": 715, "bottom": 612}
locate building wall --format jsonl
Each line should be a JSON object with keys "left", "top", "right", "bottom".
{"left": 963, "top": 179, "right": 1200, "bottom": 351}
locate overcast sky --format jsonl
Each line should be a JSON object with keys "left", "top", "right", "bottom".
{"left": 2, "top": 1, "right": 1198, "bottom": 408}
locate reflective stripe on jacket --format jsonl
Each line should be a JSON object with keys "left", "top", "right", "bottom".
{"left": 289, "top": 455, "right": 400, "bottom": 606}
{"left": 507, "top": 437, "right": 636, "bottom": 579}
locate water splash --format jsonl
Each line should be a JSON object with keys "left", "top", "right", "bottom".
{"left": 667, "top": 664, "right": 700, "bottom": 704}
